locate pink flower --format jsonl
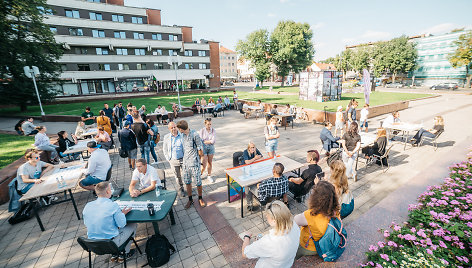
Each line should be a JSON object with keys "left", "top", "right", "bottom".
{"left": 387, "top": 241, "right": 398, "bottom": 247}
{"left": 380, "top": 254, "right": 389, "bottom": 261}
{"left": 440, "top": 259, "right": 449, "bottom": 265}
{"left": 383, "top": 230, "right": 390, "bottom": 237}
{"left": 417, "top": 229, "right": 427, "bottom": 238}
{"left": 393, "top": 225, "right": 401, "bottom": 231}
{"left": 377, "top": 241, "right": 385, "bottom": 248}
{"left": 368, "top": 245, "right": 378, "bottom": 252}
{"left": 392, "top": 260, "right": 397, "bottom": 265}
{"left": 426, "top": 249, "right": 433, "bottom": 254}
{"left": 439, "top": 240, "right": 447, "bottom": 248}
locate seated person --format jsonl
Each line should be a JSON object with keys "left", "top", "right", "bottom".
{"left": 243, "top": 142, "right": 263, "bottom": 164}
{"left": 383, "top": 111, "right": 401, "bottom": 128}
{"left": 129, "top": 159, "right": 161, "bottom": 197}
{"left": 294, "top": 181, "right": 339, "bottom": 259}
{"left": 75, "top": 121, "right": 86, "bottom": 139}
{"left": 15, "top": 150, "right": 55, "bottom": 194}
{"left": 83, "top": 182, "right": 136, "bottom": 261}
{"left": 257, "top": 100, "right": 264, "bottom": 112}
{"left": 288, "top": 150, "right": 323, "bottom": 202}
{"left": 57, "top": 131, "right": 80, "bottom": 159}
{"left": 320, "top": 122, "right": 340, "bottom": 153}
{"left": 161, "top": 106, "right": 169, "bottom": 124}
{"left": 194, "top": 98, "right": 201, "bottom": 114}
{"left": 154, "top": 105, "right": 163, "bottom": 124}
{"left": 246, "top": 163, "right": 289, "bottom": 211}
{"left": 21, "top": 117, "right": 37, "bottom": 136}
{"left": 411, "top": 116, "right": 444, "bottom": 146}
{"left": 95, "top": 126, "right": 113, "bottom": 150}
{"left": 241, "top": 201, "right": 300, "bottom": 267}
{"left": 212, "top": 102, "right": 223, "bottom": 117}
{"left": 79, "top": 141, "right": 112, "bottom": 191}
{"left": 15, "top": 119, "right": 26, "bottom": 135}
{"left": 362, "top": 127, "right": 387, "bottom": 158}
{"left": 270, "top": 105, "right": 279, "bottom": 115}
{"left": 34, "top": 126, "right": 59, "bottom": 163}
{"left": 284, "top": 104, "right": 294, "bottom": 114}
{"left": 224, "top": 96, "right": 231, "bottom": 109}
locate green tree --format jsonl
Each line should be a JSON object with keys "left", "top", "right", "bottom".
{"left": 350, "top": 46, "right": 371, "bottom": 73}
{"left": 449, "top": 31, "right": 472, "bottom": 88}
{"left": 270, "top": 20, "right": 314, "bottom": 86}
{"left": 0, "top": 0, "right": 63, "bottom": 112}
{"left": 253, "top": 61, "right": 271, "bottom": 87}
{"left": 371, "top": 41, "right": 389, "bottom": 78}
{"left": 383, "top": 36, "right": 417, "bottom": 83}
{"left": 236, "top": 29, "right": 271, "bottom": 86}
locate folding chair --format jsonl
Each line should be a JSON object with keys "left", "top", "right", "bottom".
{"left": 419, "top": 130, "right": 443, "bottom": 151}
{"left": 367, "top": 144, "right": 394, "bottom": 173}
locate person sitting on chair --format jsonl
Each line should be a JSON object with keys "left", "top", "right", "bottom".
{"left": 83, "top": 181, "right": 137, "bottom": 262}
{"left": 243, "top": 142, "right": 263, "bottom": 164}
{"left": 79, "top": 141, "right": 112, "bottom": 191}
{"left": 288, "top": 150, "right": 323, "bottom": 203}
{"left": 95, "top": 126, "right": 113, "bottom": 150}
{"left": 362, "top": 127, "right": 387, "bottom": 159}
{"left": 15, "top": 150, "right": 55, "bottom": 195}
{"left": 410, "top": 116, "right": 444, "bottom": 146}
{"left": 129, "top": 159, "right": 161, "bottom": 198}
{"left": 57, "top": 131, "right": 80, "bottom": 159}
{"left": 246, "top": 163, "right": 289, "bottom": 211}
{"left": 320, "top": 122, "right": 340, "bottom": 155}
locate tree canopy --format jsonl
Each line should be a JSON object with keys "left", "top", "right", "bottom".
{"left": 449, "top": 31, "right": 472, "bottom": 88}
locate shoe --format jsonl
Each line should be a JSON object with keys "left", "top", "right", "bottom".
{"left": 207, "top": 175, "right": 215, "bottom": 183}
{"left": 184, "top": 200, "right": 194, "bottom": 209}
{"left": 180, "top": 187, "right": 187, "bottom": 197}
{"left": 295, "top": 197, "right": 302, "bottom": 203}
{"left": 198, "top": 199, "right": 207, "bottom": 208}
{"left": 118, "top": 249, "right": 135, "bottom": 262}
{"left": 247, "top": 205, "right": 259, "bottom": 212}
{"left": 129, "top": 164, "right": 132, "bottom": 169}
{"left": 354, "top": 174, "right": 358, "bottom": 182}
{"left": 110, "top": 255, "right": 118, "bottom": 262}
{"left": 48, "top": 195, "right": 59, "bottom": 203}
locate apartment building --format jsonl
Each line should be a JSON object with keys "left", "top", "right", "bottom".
{"left": 219, "top": 46, "right": 237, "bottom": 81}
{"left": 45, "top": 0, "right": 220, "bottom": 95}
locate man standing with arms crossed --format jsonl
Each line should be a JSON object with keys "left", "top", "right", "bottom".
{"left": 163, "top": 122, "right": 186, "bottom": 197}
{"left": 176, "top": 120, "right": 206, "bottom": 209}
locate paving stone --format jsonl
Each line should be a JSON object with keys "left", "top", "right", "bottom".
{"left": 211, "top": 254, "right": 228, "bottom": 267}
{"left": 206, "top": 245, "right": 222, "bottom": 259}
{"left": 181, "top": 256, "right": 198, "bottom": 268}
{"left": 195, "top": 250, "right": 210, "bottom": 265}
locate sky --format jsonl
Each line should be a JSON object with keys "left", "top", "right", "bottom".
{"left": 126, "top": 0, "right": 472, "bottom": 61}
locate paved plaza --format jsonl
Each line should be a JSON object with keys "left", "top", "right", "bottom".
{"left": 0, "top": 92, "right": 471, "bottom": 267}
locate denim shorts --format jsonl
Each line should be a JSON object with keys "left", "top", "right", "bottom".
{"left": 265, "top": 139, "right": 278, "bottom": 153}
{"left": 360, "top": 120, "right": 368, "bottom": 128}
{"left": 202, "top": 143, "right": 215, "bottom": 155}
{"left": 80, "top": 175, "right": 103, "bottom": 186}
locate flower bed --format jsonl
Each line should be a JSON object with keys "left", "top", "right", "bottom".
{"left": 361, "top": 147, "right": 472, "bottom": 268}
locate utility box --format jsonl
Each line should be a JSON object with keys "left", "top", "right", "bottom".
{"left": 299, "top": 71, "right": 343, "bottom": 102}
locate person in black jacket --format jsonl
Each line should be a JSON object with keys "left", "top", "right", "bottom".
{"left": 288, "top": 150, "right": 323, "bottom": 202}
{"left": 362, "top": 127, "right": 387, "bottom": 159}
{"left": 320, "top": 122, "right": 340, "bottom": 154}
{"left": 57, "top": 131, "right": 80, "bottom": 159}
{"left": 119, "top": 121, "right": 138, "bottom": 169}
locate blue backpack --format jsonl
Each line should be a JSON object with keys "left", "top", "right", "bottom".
{"left": 306, "top": 217, "right": 347, "bottom": 262}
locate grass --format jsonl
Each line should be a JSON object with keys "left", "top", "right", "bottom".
{"left": 257, "top": 85, "right": 300, "bottom": 93}
{"left": 0, "top": 88, "right": 432, "bottom": 116}
{"left": 0, "top": 134, "right": 34, "bottom": 169}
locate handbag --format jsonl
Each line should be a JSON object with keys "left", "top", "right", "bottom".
{"left": 119, "top": 148, "right": 128, "bottom": 158}
{"left": 340, "top": 191, "right": 354, "bottom": 219}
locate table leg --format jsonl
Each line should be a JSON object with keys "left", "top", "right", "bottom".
{"left": 69, "top": 189, "right": 81, "bottom": 220}
{"left": 240, "top": 187, "right": 244, "bottom": 218}
{"left": 169, "top": 208, "right": 176, "bottom": 225}
{"left": 152, "top": 222, "right": 160, "bottom": 235}
{"left": 226, "top": 174, "right": 231, "bottom": 203}
{"left": 355, "top": 151, "right": 360, "bottom": 171}
{"left": 33, "top": 203, "right": 45, "bottom": 231}
{"left": 403, "top": 131, "right": 407, "bottom": 150}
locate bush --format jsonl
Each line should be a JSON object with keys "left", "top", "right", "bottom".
{"left": 360, "top": 147, "right": 472, "bottom": 268}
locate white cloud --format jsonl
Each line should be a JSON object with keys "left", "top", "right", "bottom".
{"left": 314, "top": 42, "right": 326, "bottom": 49}
{"left": 267, "top": 13, "right": 276, "bottom": 17}
{"left": 311, "top": 22, "right": 325, "bottom": 30}
{"left": 421, "top": 23, "right": 456, "bottom": 35}
{"left": 360, "top": 30, "right": 391, "bottom": 40}
{"left": 342, "top": 38, "right": 357, "bottom": 45}
{"left": 280, "top": 0, "right": 290, "bottom": 3}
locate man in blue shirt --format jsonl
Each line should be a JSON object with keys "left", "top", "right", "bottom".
{"left": 83, "top": 182, "right": 136, "bottom": 261}
{"left": 163, "top": 122, "right": 186, "bottom": 196}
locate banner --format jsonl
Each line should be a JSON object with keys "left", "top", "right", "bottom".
{"left": 362, "top": 69, "right": 371, "bottom": 104}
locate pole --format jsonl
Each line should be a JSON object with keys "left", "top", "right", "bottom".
{"left": 31, "top": 72, "right": 45, "bottom": 116}
{"left": 174, "top": 61, "right": 182, "bottom": 112}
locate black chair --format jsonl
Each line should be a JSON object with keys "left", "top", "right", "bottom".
{"left": 77, "top": 235, "right": 142, "bottom": 268}
{"left": 105, "top": 164, "right": 113, "bottom": 182}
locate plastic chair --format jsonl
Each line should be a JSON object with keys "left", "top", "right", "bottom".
{"left": 419, "top": 130, "right": 443, "bottom": 151}
{"left": 77, "top": 234, "right": 142, "bottom": 268}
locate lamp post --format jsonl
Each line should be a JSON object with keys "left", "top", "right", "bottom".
{"left": 168, "top": 55, "right": 182, "bottom": 112}
{"left": 23, "top": 66, "right": 45, "bottom": 116}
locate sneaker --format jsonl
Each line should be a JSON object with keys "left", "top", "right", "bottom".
{"left": 247, "top": 205, "right": 259, "bottom": 212}
{"left": 110, "top": 255, "right": 118, "bottom": 262}
{"left": 118, "top": 249, "right": 135, "bottom": 262}
{"left": 207, "top": 175, "right": 215, "bottom": 183}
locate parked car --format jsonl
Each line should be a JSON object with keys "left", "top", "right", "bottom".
{"left": 430, "top": 83, "right": 458, "bottom": 90}
{"left": 385, "top": 82, "right": 404, "bottom": 88}
{"left": 223, "top": 81, "right": 234, "bottom": 86}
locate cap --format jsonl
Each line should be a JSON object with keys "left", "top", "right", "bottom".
{"left": 87, "top": 141, "right": 100, "bottom": 149}
{"left": 337, "top": 105, "right": 343, "bottom": 111}
{"left": 124, "top": 121, "right": 131, "bottom": 127}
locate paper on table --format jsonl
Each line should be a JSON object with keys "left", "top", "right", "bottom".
{"left": 115, "top": 200, "right": 165, "bottom": 211}
{"left": 43, "top": 165, "right": 85, "bottom": 185}
{"left": 238, "top": 159, "right": 276, "bottom": 181}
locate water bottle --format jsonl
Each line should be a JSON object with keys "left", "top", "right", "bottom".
{"left": 59, "top": 159, "right": 64, "bottom": 165}
{"left": 56, "top": 177, "right": 62, "bottom": 188}
{"left": 248, "top": 165, "right": 253, "bottom": 176}
{"left": 60, "top": 176, "right": 67, "bottom": 188}
{"left": 110, "top": 183, "right": 114, "bottom": 194}
{"left": 79, "top": 154, "right": 84, "bottom": 163}
{"left": 155, "top": 186, "right": 160, "bottom": 198}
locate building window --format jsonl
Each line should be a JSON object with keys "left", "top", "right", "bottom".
{"left": 131, "top": 17, "right": 143, "bottom": 24}
{"left": 198, "top": 51, "right": 206, "bottom": 57}
{"left": 118, "top": 64, "right": 130, "bottom": 70}
{"left": 65, "top": 10, "right": 80, "bottom": 18}
{"left": 152, "top": 49, "right": 162, "bottom": 56}
{"left": 87, "top": 0, "right": 101, "bottom": 2}
{"left": 199, "top": 63, "right": 207, "bottom": 69}
{"left": 78, "top": 64, "right": 90, "bottom": 71}
{"left": 50, "top": 27, "right": 57, "bottom": 33}
{"left": 168, "top": 50, "right": 176, "bottom": 56}
{"left": 169, "top": 34, "right": 174, "bottom": 41}
{"left": 74, "top": 47, "right": 88, "bottom": 54}
{"left": 184, "top": 50, "right": 193, "bottom": 56}
{"left": 116, "top": 48, "right": 128, "bottom": 55}
{"left": 99, "top": 64, "right": 111, "bottom": 71}
{"left": 154, "top": 63, "right": 164, "bottom": 70}
{"left": 92, "top": 30, "right": 105, "bottom": 38}
{"left": 133, "top": 32, "right": 144, "bottom": 39}
{"left": 89, "top": 12, "right": 102, "bottom": 20}
{"left": 112, "top": 14, "right": 124, "bottom": 22}
{"left": 134, "top": 48, "right": 146, "bottom": 56}
{"left": 152, "top": 33, "right": 162, "bottom": 40}
{"left": 61, "top": 64, "right": 67, "bottom": 71}
{"left": 136, "top": 64, "right": 147, "bottom": 70}
{"left": 114, "top": 31, "right": 126, "bottom": 39}
{"left": 232, "top": 63, "right": 235, "bottom": 66}
{"left": 96, "top": 48, "right": 109, "bottom": 55}
{"left": 185, "top": 63, "right": 193, "bottom": 69}
{"left": 69, "top": 28, "right": 83, "bottom": 36}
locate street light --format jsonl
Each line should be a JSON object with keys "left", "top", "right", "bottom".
{"left": 168, "top": 55, "right": 183, "bottom": 112}
{"left": 23, "top": 66, "right": 45, "bottom": 116}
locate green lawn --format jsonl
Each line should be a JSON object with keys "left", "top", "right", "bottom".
{"left": 0, "top": 89, "right": 432, "bottom": 116}
{"left": 0, "top": 134, "right": 34, "bottom": 169}
{"left": 257, "top": 86, "right": 300, "bottom": 93}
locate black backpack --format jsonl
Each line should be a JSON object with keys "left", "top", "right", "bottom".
{"left": 145, "top": 234, "right": 175, "bottom": 267}
{"left": 327, "top": 149, "right": 343, "bottom": 166}
{"left": 233, "top": 151, "right": 244, "bottom": 167}
{"left": 8, "top": 201, "right": 35, "bottom": 225}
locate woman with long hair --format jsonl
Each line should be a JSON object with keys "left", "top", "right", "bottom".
{"left": 329, "top": 160, "right": 354, "bottom": 218}
{"left": 242, "top": 201, "right": 301, "bottom": 267}
{"left": 57, "top": 130, "right": 80, "bottom": 159}
{"left": 96, "top": 110, "right": 112, "bottom": 136}
{"left": 341, "top": 121, "right": 361, "bottom": 181}
{"left": 411, "top": 116, "right": 444, "bottom": 146}
{"left": 34, "top": 126, "right": 59, "bottom": 163}
{"left": 294, "top": 180, "right": 340, "bottom": 259}
{"left": 362, "top": 127, "right": 387, "bottom": 158}
{"left": 200, "top": 118, "right": 216, "bottom": 183}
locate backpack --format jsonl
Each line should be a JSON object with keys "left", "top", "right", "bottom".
{"left": 145, "top": 234, "right": 176, "bottom": 267}
{"left": 8, "top": 201, "right": 35, "bottom": 225}
{"left": 312, "top": 218, "right": 347, "bottom": 262}
{"left": 327, "top": 149, "right": 342, "bottom": 166}
{"left": 233, "top": 151, "right": 244, "bottom": 167}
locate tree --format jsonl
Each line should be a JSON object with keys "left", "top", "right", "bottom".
{"left": 449, "top": 31, "right": 472, "bottom": 88}
{"left": 254, "top": 62, "right": 271, "bottom": 87}
{"left": 350, "top": 46, "right": 371, "bottom": 74}
{"left": 0, "top": 0, "right": 63, "bottom": 111}
{"left": 236, "top": 29, "right": 271, "bottom": 86}
{"left": 382, "top": 36, "right": 417, "bottom": 83}
{"left": 270, "top": 20, "right": 314, "bottom": 86}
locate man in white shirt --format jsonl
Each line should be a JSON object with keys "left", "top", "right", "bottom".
{"left": 79, "top": 141, "right": 112, "bottom": 191}
{"left": 129, "top": 159, "right": 161, "bottom": 197}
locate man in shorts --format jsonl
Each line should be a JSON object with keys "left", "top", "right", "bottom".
{"left": 79, "top": 141, "right": 112, "bottom": 191}
{"left": 176, "top": 120, "right": 206, "bottom": 209}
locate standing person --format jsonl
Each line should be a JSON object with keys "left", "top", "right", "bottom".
{"left": 264, "top": 117, "right": 280, "bottom": 158}
{"left": 162, "top": 122, "right": 186, "bottom": 196}
{"left": 102, "top": 103, "right": 116, "bottom": 133}
{"left": 21, "top": 117, "right": 38, "bottom": 136}
{"left": 410, "top": 116, "right": 444, "bottom": 146}
{"left": 125, "top": 108, "right": 134, "bottom": 125}
{"left": 199, "top": 118, "right": 216, "bottom": 183}
{"left": 146, "top": 119, "right": 160, "bottom": 165}
{"left": 115, "top": 102, "right": 126, "bottom": 129}
{"left": 15, "top": 150, "right": 54, "bottom": 194}
{"left": 81, "top": 107, "right": 96, "bottom": 129}
{"left": 172, "top": 103, "right": 179, "bottom": 119}
{"left": 176, "top": 120, "right": 206, "bottom": 209}
{"left": 82, "top": 182, "right": 137, "bottom": 261}
{"left": 79, "top": 141, "right": 112, "bottom": 191}
{"left": 341, "top": 122, "right": 361, "bottom": 181}
{"left": 118, "top": 121, "right": 138, "bottom": 170}
{"left": 233, "top": 90, "right": 238, "bottom": 109}
{"left": 334, "top": 106, "right": 344, "bottom": 137}
{"left": 131, "top": 113, "right": 153, "bottom": 164}
{"left": 241, "top": 201, "right": 300, "bottom": 267}
{"left": 129, "top": 159, "right": 161, "bottom": 197}
{"left": 288, "top": 150, "right": 323, "bottom": 203}
{"left": 34, "top": 126, "right": 59, "bottom": 162}
{"left": 360, "top": 104, "right": 369, "bottom": 132}
{"left": 96, "top": 110, "right": 112, "bottom": 136}
{"left": 347, "top": 101, "right": 358, "bottom": 129}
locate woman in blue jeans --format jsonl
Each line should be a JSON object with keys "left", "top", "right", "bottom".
{"left": 341, "top": 122, "right": 361, "bottom": 181}
{"left": 146, "top": 119, "right": 159, "bottom": 164}
{"left": 264, "top": 117, "right": 280, "bottom": 158}
{"left": 411, "top": 116, "right": 444, "bottom": 146}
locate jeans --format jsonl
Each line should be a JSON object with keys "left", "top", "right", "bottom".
{"left": 342, "top": 151, "right": 358, "bottom": 178}
{"left": 140, "top": 141, "right": 151, "bottom": 164}
{"left": 150, "top": 140, "right": 158, "bottom": 162}
{"left": 169, "top": 158, "right": 183, "bottom": 187}
{"left": 37, "top": 144, "right": 58, "bottom": 159}
{"left": 118, "top": 118, "right": 124, "bottom": 129}
{"left": 413, "top": 128, "right": 435, "bottom": 144}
